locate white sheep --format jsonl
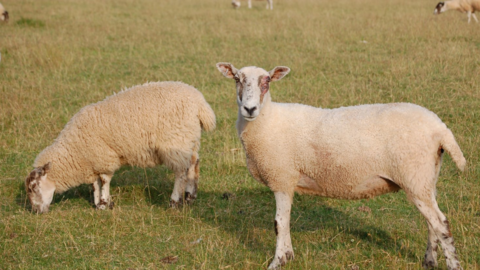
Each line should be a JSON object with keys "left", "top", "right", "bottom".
{"left": 25, "top": 81, "right": 216, "bottom": 213}
{"left": 231, "top": 0, "right": 273, "bottom": 10}
{"left": 0, "top": 3, "right": 8, "bottom": 22}
{"left": 434, "top": 0, "right": 480, "bottom": 23}
{"left": 216, "top": 63, "right": 466, "bottom": 270}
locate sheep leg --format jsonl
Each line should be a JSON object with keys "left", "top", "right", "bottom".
{"left": 97, "top": 174, "right": 113, "bottom": 210}
{"left": 472, "top": 13, "right": 479, "bottom": 23}
{"left": 184, "top": 153, "right": 199, "bottom": 204}
{"left": 170, "top": 169, "right": 188, "bottom": 208}
{"left": 268, "top": 191, "right": 294, "bottom": 269}
{"left": 422, "top": 222, "right": 439, "bottom": 269}
{"left": 413, "top": 197, "right": 461, "bottom": 270}
{"left": 467, "top": 11, "right": 472, "bottom": 23}
{"left": 93, "top": 178, "right": 101, "bottom": 207}
{"left": 248, "top": 0, "right": 252, "bottom": 8}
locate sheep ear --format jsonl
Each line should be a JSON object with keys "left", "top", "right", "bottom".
{"left": 216, "top": 62, "right": 238, "bottom": 79}
{"left": 42, "top": 162, "right": 51, "bottom": 175}
{"left": 269, "top": 66, "right": 290, "bottom": 82}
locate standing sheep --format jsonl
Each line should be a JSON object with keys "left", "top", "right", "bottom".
{"left": 25, "top": 81, "right": 216, "bottom": 213}
{"left": 0, "top": 3, "right": 8, "bottom": 22}
{"left": 231, "top": 0, "right": 273, "bottom": 10}
{"left": 434, "top": 0, "right": 480, "bottom": 23}
{"left": 216, "top": 63, "right": 466, "bottom": 270}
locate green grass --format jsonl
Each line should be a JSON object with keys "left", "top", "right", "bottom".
{"left": 1, "top": 0, "right": 479, "bottom": 269}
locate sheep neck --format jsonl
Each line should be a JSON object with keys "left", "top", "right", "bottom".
{"left": 34, "top": 141, "right": 94, "bottom": 193}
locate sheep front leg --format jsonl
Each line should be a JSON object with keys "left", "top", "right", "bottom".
{"left": 93, "top": 179, "right": 101, "bottom": 207}
{"left": 97, "top": 174, "right": 114, "bottom": 210}
{"left": 268, "top": 191, "right": 294, "bottom": 269}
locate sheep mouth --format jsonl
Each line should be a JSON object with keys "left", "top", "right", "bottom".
{"left": 244, "top": 116, "right": 257, "bottom": 121}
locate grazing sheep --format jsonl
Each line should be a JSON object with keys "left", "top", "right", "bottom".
{"left": 231, "top": 0, "right": 273, "bottom": 10}
{"left": 0, "top": 3, "right": 8, "bottom": 22}
{"left": 216, "top": 62, "right": 466, "bottom": 270}
{"left": 25, "top": 81, "right": 216, "bottom": 213}
{"left": 434, "top": 0, "right": 480, "bottom": 23}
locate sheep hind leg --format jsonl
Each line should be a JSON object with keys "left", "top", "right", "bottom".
{"left": 423, "top": 223, "right": 440, "bottom": 269}
{"left": 97, "top": 174, "right": 114, "bottom": 210}
{"left": 412, "top": 196, "right": 461, "bottom": 270}
{"left": 184, "top": 153, "right": 199, "bottom": 204}
{"left": 268, "top": 191, "right": 294, "bottom": 269}
{"left": 170, "top": 169, "right": 188, "bottom": 208}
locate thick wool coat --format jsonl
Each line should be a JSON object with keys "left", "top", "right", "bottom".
{"left": 34, "top": 81, "right": 216, "bottom": 193}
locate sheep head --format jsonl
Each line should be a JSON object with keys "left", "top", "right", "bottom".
{"left": 434, "top": 2, "right": 446, "bottom": 14}
{"left": 216, "top": 63, "right": 290, "bottom": 121}
{"left": 25, "top": 162, "right": 56, "bottom": 213}
{"left": 231, "top": 0, "right": 241, "bottom": 8}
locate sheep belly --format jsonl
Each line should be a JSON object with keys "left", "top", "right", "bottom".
{"left": 295, "top": 173, "right": 401, "bottom": 199}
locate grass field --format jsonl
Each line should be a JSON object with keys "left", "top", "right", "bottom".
{"left": 1, "top": 0, "right": 479, "bottom": 269}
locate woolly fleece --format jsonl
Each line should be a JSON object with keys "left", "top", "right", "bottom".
{"left": 33, "top": 81, "right": 216, "bottom": 193}
{"left": 240, "top": 101, "right": 465, "bottom": 199}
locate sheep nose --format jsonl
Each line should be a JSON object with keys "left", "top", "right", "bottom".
{"left": 244, "top": 106, "right": 257, "bottom": 116}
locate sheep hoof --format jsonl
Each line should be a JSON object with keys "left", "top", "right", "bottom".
{"left": 422, "top": 260, "right": 436, "bottom": 269}
{"left": 169, "top": 199, "right": 183, "bottom": 208}
{"left": 108, "top": 201, "right": 115, "bottom": 210}
{"left": 285, "top": 251, "right": 294, "bottom": 261}
{"left": 422, "top": 253, "right": 438, "bottom": 269}
{"left": 267, "top": 255, "right": 287, "bottom": 269}
{"left": 184, "top": 191, "right": 197, "bottom": 204}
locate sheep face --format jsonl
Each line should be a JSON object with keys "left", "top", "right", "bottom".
{"left": 1, "top": 11, "right": 7, "bottom": 22}
{"left": 216, "top": 63, "right": 290, "bottom": 121}
{"left": 25, "top": 162, "right": 56, "bottom": 213}
{"left": 434, "top": 2, "right": 446, "bottom": 14}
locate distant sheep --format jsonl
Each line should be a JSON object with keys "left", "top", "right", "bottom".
{"left": 0, "top": 3, "right": 8, "bottom": 22}
{"left": 25, "top": 81, "right": 216, "bottom": 213}
{"left": 434, "top": 0, "right": 480, "bottom": 23}
{"left": 216, "top": 62, "right": 466, "bottom": 270}
{"left": 231, "top": 0, "right": 273, "bottom": 10}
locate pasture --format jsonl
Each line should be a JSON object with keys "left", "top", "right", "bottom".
{"left": 1, "top": 0, "right": 479, "bottom": 269}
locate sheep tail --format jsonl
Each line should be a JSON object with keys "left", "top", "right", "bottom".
{"left": 198, "top": 101, "right": 216, "bottom": 132}
{"left": 440, "top": 128, "right": 466, "bottom": 172}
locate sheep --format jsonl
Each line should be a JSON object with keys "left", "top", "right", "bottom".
{"left": 216, "top": 62, "right": 466, "bottom": 270}
{"left": 0, "top": 3, "right": 8, "bottom": 22}
{"left": 231, "top": 0, "right": 273, "bottom": 10}
{"left": 25, "top": 81, "right": 216, "bottom": 213}
{"left": 434, "top": 0, "right": 480, "bottom": 23}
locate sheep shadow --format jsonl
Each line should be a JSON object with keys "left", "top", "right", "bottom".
{"left": 183, "top": 187, "right": 420, "bottom": 263}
